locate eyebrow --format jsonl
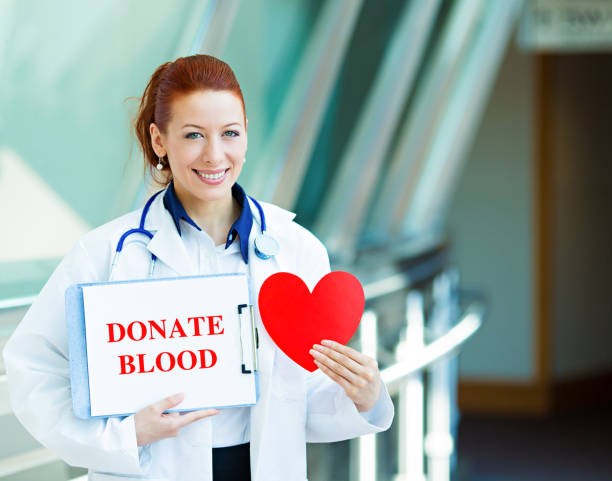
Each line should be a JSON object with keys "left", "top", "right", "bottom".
{"left": 181, "top": 122, "right": 241, "bottom": 129}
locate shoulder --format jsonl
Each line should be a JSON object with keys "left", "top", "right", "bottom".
{"left": 258, "top": 201, "right": 326, "bottom": 256}
{"left": 57, "top": 208, "right": 143, "bottom": 282}
{"left": 258, "top": 201, "right": 331, "bottom": 284}
{"left": 77, "top": 208, "right": 142, "bottom": 253}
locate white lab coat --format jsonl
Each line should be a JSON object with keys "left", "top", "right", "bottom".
{"left": 3, "top": 192, "right": 393, "bottom": 481}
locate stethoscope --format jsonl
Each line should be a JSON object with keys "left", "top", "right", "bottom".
{"left": 109, "top": 189, "right": 279, "bottom": 280}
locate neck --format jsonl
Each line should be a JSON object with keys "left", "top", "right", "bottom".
{"left": 173, "top": 183, "right": 240, "bottom": 246}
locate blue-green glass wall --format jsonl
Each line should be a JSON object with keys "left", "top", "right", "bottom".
{"left": 0, "top": 0, "right": 208, "bottom": 297}
{"left": 220, "top": 0, "right": 323, "bottom": 191}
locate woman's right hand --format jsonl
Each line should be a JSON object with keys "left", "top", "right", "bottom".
{"left": 134, "top": 393, "right": 219, "bottom": 446}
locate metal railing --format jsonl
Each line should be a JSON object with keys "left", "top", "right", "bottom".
{"left": 0, "top": 239, "right": 485, "bottom": 481}
{"left": 346, "top": 267, "right": 483, "bottom": 481}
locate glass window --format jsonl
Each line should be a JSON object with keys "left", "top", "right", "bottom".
{"left": 0, "top": 0, "right": 208, "bottom": 299}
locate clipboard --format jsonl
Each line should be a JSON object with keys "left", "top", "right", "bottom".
{"left": 65, "top": 273, "right": 259, "bottom": 419}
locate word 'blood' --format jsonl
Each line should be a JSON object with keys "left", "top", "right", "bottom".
{"left": 118, "top": 349, "right": 217, "bottom": 375}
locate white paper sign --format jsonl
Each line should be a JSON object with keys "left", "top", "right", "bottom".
{"left": 81, "top": 274, "right": 255, "bottom": 417}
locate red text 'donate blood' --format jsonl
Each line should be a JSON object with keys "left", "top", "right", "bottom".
{"left": 105, "top": 316, "right": 225, "bottom": 375}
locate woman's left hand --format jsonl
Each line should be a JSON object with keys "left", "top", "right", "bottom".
{"left": 310, "top": 339, "right": 382, "bottom": 412}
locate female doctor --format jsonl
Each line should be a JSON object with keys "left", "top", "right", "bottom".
{"left": 3, "top": 54, "right": 393, "bottom": 481}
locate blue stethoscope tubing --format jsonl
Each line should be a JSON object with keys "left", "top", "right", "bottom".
{"left": 110, "top": 189, "right": 277, "bottom": 280}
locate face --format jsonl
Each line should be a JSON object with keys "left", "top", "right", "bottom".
{"left": 150, "top": 89, "right": 247, "bottom": 206}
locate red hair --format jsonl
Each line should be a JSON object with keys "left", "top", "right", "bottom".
{"left": 133, "top": 54, "right": 246, "bottom": 184}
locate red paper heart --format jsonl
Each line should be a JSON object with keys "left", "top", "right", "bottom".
{"left": 258, "top": 271, "right": 365, "bottom": 372}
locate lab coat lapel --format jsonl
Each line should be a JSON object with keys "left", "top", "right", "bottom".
{"left": 247, "top": 199, "right": 296, "bottom": 480}
{"left": 143, "top": 193, "right": 297, "bottom": 479}
{"left": 145, "top": 192, "right": 196, "bottom": 276}
{"left": 248, "top": 230, "right": 279, "bottom": 476}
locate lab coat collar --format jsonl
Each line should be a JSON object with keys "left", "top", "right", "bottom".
{"left": 163, "top": 180, "right": 254, "bottom": 264}
{"left": 227, "top": 183, "right": 254, "bottom": 264}
{"left": 144, "top": 191, "right": 196, "bottom": 276}
{"left": 143, "top": 187, "right": 297, "bottom": 276}
{"left": 162, "top": 180, "right": 201, "bottom": 234}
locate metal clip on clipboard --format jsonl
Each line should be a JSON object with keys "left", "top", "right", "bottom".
{"left": 238, "top": 304, "right": 259, "bottom": 374}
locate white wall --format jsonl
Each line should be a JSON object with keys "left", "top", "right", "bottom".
{"left": 447, "top": 41, "right": 536, "bottom": 381}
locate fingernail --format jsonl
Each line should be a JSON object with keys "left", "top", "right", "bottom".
{"left": 321, "top": 340, "right": 332, "bottom": 346}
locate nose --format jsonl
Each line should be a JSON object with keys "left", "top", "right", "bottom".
{"left": 202, "top": 136, "right": 224, "bottom": 165}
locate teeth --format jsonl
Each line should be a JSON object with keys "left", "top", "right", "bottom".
{"left": 196, "top": 170, "right": 226, "bottom": 180}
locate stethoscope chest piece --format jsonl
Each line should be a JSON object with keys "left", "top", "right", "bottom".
{"left": 254, "top": 233, "right": 280, "bottom": 260}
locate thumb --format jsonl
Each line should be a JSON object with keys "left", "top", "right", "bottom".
{"left": 152, "top": 393, "right": 184, "bottom": 413}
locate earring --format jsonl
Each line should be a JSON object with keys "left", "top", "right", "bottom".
{"left": 243, "top": 156, "right": 246, "bottom": 163}
{"left": 156, "top": 156, "right": 164, "bottom": 170}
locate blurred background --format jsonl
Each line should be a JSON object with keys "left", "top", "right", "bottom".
{"left": 1, "top": 0, "right": 611, "bottom": 480}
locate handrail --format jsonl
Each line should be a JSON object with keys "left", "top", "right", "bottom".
{"left": 0, "top": 244, "right": 442, "bottom": 311}
{"left": 0, "top": 302, "right": 484, "bottom": 417}
{"left": 381, "top": 302, "right": 484, "bottom": 396}
{"left": 0, "top": 286, "right": 483, "bottom": 480}
{"left": 0, "top": 296, "right": 36, "bottom": 311}
{"left": 0, "top": 274, "right": 421, "bottom": 313}
{"left": 0, "top": 374, "right": 9, "bottom": 416}
{"left": 0, "top": 447, "right": 58, "bottom": 478}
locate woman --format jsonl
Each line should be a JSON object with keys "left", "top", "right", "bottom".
{"left": 3, "top": 54, "right": 393, "bottom": 481}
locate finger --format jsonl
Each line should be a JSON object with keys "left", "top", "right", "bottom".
{"left": 152, "top": 393, "right": 184, "bottom": 413}
{"left": 320, "top": 340, "right": 372, "bottom": 365}
{"left": 310, "top": 348, "right": 359, "bottom": 385}
{"left": 173, "top": 408, "right": 219, "bottom": 429}
{"left": 312, "top": 343, "right": 366, "bottom": 377}
{"left": 318, "top": 341, "right": 380, "bottom": 385}
{"left": 314, "top": 360, "right": 354, "bottom": 395}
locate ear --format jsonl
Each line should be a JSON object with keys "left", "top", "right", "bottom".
{"left": 149, "top": 123, "right": 166, "bottom": 157}
{"left": 245, "top": 117, "right": 248, "bottom": 152}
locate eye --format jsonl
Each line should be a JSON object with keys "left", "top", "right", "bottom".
{"left": 223, "top": 130, "right": 239, "bottom": 137}
{"left": 185, "top": 132, "right": 203, "bottom": 139}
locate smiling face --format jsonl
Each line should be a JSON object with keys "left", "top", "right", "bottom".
{"left": 150, "top": 89, "right": 247, "bottom": 208}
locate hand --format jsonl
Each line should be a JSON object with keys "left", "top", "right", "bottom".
{"left": 310, "top": 339, "right": 382, "bottom": 412}
{"left": 134, "top": 393, "right": 219, "bottom": 446}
